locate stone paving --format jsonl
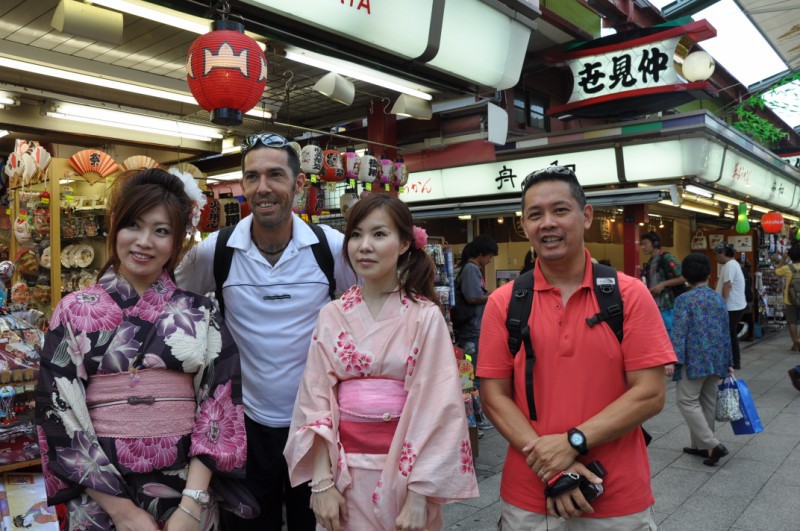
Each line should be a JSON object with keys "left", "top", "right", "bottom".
{"left": 443, "top": 330, "right": 800, "bottom": 530}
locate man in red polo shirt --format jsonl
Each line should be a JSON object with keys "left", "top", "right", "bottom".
{"left": 478, "top": 166, "right": 676, "bottom": 529}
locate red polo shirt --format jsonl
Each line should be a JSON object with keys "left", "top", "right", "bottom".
{"left": 477, "top": 250, "right": 676, "bottom": 517}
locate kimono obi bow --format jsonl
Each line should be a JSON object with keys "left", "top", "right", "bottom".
{"left": 87, "top": 369, "right": 196, "bottom": 438}
{"left": 338, "top": 378, "right": 407, "bottom": 454}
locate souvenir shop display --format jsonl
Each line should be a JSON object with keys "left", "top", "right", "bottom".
{"left": 0, "top": 312, "right": 45, "bottom": 471}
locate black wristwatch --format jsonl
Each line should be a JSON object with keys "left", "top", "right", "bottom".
{"left": 567, "top": 428, "right": 589, "bottom": 455}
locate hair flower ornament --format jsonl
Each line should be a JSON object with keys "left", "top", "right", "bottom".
{"left": 168, "top": 167, "right": 207, "bottom": 230}
{"left": 412, "top": 225, "right": 428, "bottom": 249}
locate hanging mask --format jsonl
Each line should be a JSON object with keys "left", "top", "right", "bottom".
{"left": 13, "top": 216, "right": 31, "bottom": 246}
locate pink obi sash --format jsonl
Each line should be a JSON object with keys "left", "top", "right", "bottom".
{"left": 87, "top": 369, "right": 196, "bottom": 438}
{"left": 338, "top": 378, "right": 407, "bottom": 455}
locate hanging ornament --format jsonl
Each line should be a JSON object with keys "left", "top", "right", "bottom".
{"left": 197, "top": 191, "right": 220, "bottom": 233}
{"left": 306, "top": 185, "right": 324, "bottom": 216}
{"left": 339, "top": 188, "right": 359, "bottom": 220}
{"left": 300, "top": 142, "right": 323, "bottom": 179}
{"left": 735, "top": 203, "right": 750, "bottom": 234}
{"left": 343, "top": 147, "right": 360, "bottom": 181}
{"left": 393, "top": 156, "right": 408, "bottom": 188}
{"left": 321, "top": 149, "right": 344, "bottom": 182}
{"left": 378, "top": 153, "right": 393, "bottom": 186}
{"left": 186, "top": 20, "right": 267, "bottom": 126}
{"left": 357, "top": 150, "right": 379, "bottom": 185}
{"left": 760, "top": 211, "right": 783, "bottom": 234}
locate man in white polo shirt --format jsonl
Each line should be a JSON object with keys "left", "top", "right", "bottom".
{"left": 177, "top": 133, "right": 355, "bottom": 531}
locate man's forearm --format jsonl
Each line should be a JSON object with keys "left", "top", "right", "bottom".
{"left": 480, "top": 378, "right": 538, "bottom": 452}
{"left": 576, "top": 367, "right": 665, "bottom": 450}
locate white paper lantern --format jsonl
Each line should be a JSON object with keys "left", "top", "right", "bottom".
{"left": 682, "top": 51, "right": 715, "bottom": 82}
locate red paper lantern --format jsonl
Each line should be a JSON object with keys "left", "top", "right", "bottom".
{"left": 198, "top": 191, "right": 220, "bottom": 233}
{"left": 761, "top": 211, "right": 784, "bottom": 233}
{"left": 186, "top": 20, "right": 267, "bottom": 126}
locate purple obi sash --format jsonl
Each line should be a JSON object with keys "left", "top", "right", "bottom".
{"left": 338, "top": 378, "right": 407, "bottom": 454}
{"left": 87, "top": 369, "right": 195, "bottom": 438}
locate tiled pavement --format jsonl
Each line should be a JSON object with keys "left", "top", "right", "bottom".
{"left": 443, "top": 330, "right": 800, "bottom": 530}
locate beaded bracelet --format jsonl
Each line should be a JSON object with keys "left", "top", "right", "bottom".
{"left": 178, "top": 503, "right": 202, "bottom": 523}
{"left": 310, "top": 474, "right": 333, "bottom": 487}
{"left": 310, "top": 481, "right": 336, "bottom": 494}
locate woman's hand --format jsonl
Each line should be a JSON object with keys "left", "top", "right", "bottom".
{"left": 312, "top": 485, "right": 348, "bottom": 530}
{"left": 162, "top": 505, "right": 202, "bottom": 531}
{"left": 395, "top": 489, "right": 427, "bottom": 531}
{"left": 108, "top": 504, "right": 161, "bottom": 531}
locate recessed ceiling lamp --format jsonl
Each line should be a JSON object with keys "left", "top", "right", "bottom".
{"left": 391, "top": 94, "right": 433, "bottom": 120}
{"left": 313, "top": 72, "right": 355, "bottom": 105}
{"left": 47, "top": 102, "right": 223, "bottom": 142}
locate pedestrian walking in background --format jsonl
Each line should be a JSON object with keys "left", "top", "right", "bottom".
{"left": 668, "top": 252, "right": 733, "bottom": 467}
{"left": 713, "top": 242, "right": 747, "bottom": 369}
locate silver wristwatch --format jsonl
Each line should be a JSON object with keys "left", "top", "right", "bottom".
{"left": 182, "top": 488, "right": 211, "bottom": 506}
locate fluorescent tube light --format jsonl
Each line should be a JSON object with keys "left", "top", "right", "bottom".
{"left": 659, "top": 200, "right": 720, "bottom": 216}
{"left": 458, "top": 214, "right": 472, "bottom": 220}
{"left": 284, "top": 46, "right": 433, "bottom": 101}
{"left": 784, "top": 213, "right": 800, "bottom": 222}
{"left": 90, "top": 0, "right": 266, "bottom": 50}
{"left": 207, "top": 171, "right": 242, "bottom": 182}
{"left": 0, "top": 94, "right": 16, "bottom": 106}
{"left": 0, "top": 130, "right": 8, "bottom": 138}
{"left": 48, "top": 102, "right": 223, "bottom": 142}
{"left": 0, "top": 57, "right": 197, "bottom": 105}
{"left": 750, "top": 204, "right": 770, "bottom": 213}
{"left": 713, "top": 193, "right": 741, "bottom": 205}
{"left": 684, "top": 184, "right": 714, "bottom": 198}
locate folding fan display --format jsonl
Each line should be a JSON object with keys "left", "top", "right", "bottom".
{"left": 121, "top": 155, "right": 160, "bottom": 171}
{"left": 67, "top": 149, "right": 119, "bottom": 184}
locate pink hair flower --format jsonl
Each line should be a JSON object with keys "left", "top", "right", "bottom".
{"left": 412, "top": 225, "right": 428, "bottom": 249}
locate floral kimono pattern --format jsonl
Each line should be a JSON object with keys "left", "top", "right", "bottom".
{"left": 35, "top": 268, "right": 255, "bottom": 530}
{"left": 285, "top": 286, "right": 478, "bottom": 530}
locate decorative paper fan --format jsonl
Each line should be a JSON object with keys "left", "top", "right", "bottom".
{"left": 21, "top": 153, "right": 36, "bottom": 186}
{"left": 170, "top": 162, "right": 204, "bottom": 179}
{"left": 121, "top": 155, "right": 160, "bottom": 171}
{"left": 68, "top": 149, "right": 119, "bottom": 184}
{"left": 32, "top": 145, "right": 52, "bottom": 173}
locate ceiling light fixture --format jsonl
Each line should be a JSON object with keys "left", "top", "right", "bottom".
{"left": 0, "top": 130, "right": 8, "bottom": 138}
{"left": 313, "top": 72, "right": 355, "bottom": 106}
{"left": 0, "top": 57, "right": 197, "bottom": 104}
{"left": 284, "top": 46, "right": 433, "bottom": 101}
{"left": 458, "top": 214, "right": 472, "bottom": 220}
{"left": 90, "top": 0, "right": 266, "bottom": 50}
{"left": 391, "top": 94, "right": 433, "bottom": 120}
{"left": 47, "top": 102, "right": 223, "bottom": 142}
{"left": 713, "top": 193, "right": 741, "bottom": 205}
{"left": 497, "top": 217, "right": 504, "bottom": 224}
{"left": 684, "top": 184, "right": 714, "bottom": 198}
{"left": 750, "top": 204, "right": 771, "bottom": 214}
{"left": 0, "top": 57, "right": 273, "bottom": 118}
{"left": 0, "top": 94, "right": 18, "bottom": 106}
{"left": 207, "top": 170, "right": 242, "bottom": 181}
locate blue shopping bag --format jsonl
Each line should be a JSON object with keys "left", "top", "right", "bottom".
{"left": 730, "top": 378, "right": 764, "bottom": 435}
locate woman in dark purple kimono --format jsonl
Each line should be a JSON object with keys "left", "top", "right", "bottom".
{"left": 35, "top": 168, "right": 256, "bottom": 530}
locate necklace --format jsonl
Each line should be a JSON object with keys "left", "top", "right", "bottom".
{"left": 255, "top": 238, "right": 291, "bottom": 255}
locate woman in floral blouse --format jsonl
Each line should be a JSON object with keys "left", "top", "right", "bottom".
{"left": 35, "top": 168, "right": 255, "bottom": 530}
{"left": 668, "top": 252, "right": 734, "bottom": 467}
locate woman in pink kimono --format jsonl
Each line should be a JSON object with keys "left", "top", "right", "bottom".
{"left": 35, "top": 168, "right": 255, "bottom": 530}
{"left": 285, "top": 194, "right": 478, "bottom": 531}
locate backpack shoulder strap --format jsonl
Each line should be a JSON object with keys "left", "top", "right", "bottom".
{"left": 506, "top": 269, "right": 536, "bottom": 420}
{"left": 307, "top": 222, "right": 336, "bottom": 300}
{"left": 213, "top": 226, "right": 236, "bottom": 317}
{"left": 585, "top": 262, "right": 624, "bottom": 343}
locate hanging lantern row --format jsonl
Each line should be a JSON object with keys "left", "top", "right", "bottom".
{"left": 299, "top": 143, "right": 408, "bottom": 190}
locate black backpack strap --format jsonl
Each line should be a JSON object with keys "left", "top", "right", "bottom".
{"left": 506, "top": 269, "right": 536, "bottom": 420}
{"left": 585, "top": 262, "right": 624, "bottom": 343}
{"left": 307, "top": 222, "right": 336, "bottom": 300}
{"left": 213, "top": 226, "right": 236, "bottom": 317}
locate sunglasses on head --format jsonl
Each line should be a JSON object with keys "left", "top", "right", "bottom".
{"left": 521, "top": 165, "right": 577, "bottom": 190}
{"left": 241, "top": 133, "right": 290, "bottom": 154}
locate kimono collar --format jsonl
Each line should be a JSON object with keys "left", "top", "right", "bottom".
{"left": 98, "top": 266, "right": 176, "bottom": 306}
